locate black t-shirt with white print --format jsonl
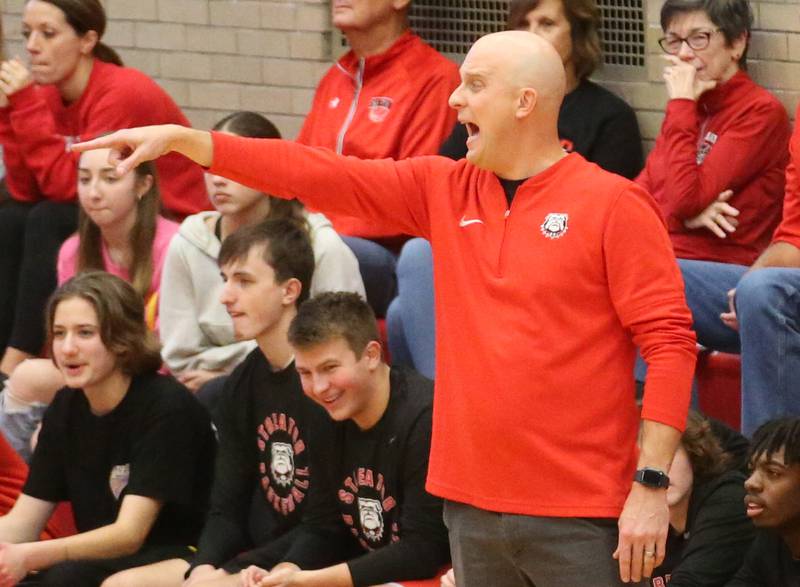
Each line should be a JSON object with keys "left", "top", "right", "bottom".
{"left": 332, "top": 367, "right": 450, "bottom": 587}
{"left": 24, "top": 372, "right": 215, "bottom": 547}
{"left": 191, "top": 348, "right": 338, "bottom": 571}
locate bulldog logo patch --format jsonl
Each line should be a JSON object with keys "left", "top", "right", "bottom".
{"left": 358, "top": 497, "right": 385, "bottom": 542}
{"left": 270, "top": 441, "right": 295, "bottom": 488}
{"left": 109, "top": 464, "right": 130, "bottom": 500}
{"left": 368, "top": 97, "right": 393, "bottom": 123}
{"left": 540, "top": 213, "right": 569, "bottom": 239}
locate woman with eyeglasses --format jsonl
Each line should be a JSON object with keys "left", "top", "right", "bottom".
{"left": 637, "top": 0, "right": 790, "bottom": 267}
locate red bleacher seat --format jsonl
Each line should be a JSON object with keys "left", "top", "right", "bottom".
{"left": 695, "top": 350, "right": 741, "bottom": 431}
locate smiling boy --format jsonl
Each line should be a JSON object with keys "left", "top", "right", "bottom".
{"left": 726, "top": 417, "right": 800, "bottom": 586}
{"left": 238, "top": 292, "right": 449, "bottom": 587}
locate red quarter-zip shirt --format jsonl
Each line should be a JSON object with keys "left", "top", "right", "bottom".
{"left": 210, "top": 132, "right": 696, "bottom": 517}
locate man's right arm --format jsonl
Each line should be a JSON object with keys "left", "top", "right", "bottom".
{"left": 73, "top": 126, "right": 435, "bottom": 240}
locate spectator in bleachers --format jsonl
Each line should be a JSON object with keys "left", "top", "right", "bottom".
{"left": 0, "top": 272, "right": 214, "bottom": 586}
{"left": 297, "top": 0, "right": 460, "bottom": 317}
{"left": 637, "top": 0, "right": 790, "bottom": 268}
{"left": 0, "top": 0, "right": 207, "bottom": 378}
{"left": 676, "top": 102, "right": 800, "bottom": 436}
{"left": 159, "top": 111, "right": 364, "bottom": 399}
{"left": 726, "top": 417, "right": 800, "bottom": 585}
{"left": 75, "top": 29, "right": 697, "bottom": 584}
{"left": 104, "top": 220, "right": 344, "bottom": 587}
{"left": 649, "top": 411, "right": 754, "bottom": 586}
{"left": 0, "top": 148, "right": 177, "bottom": 461}
{"left": 388, "top": 0, "right": 644, "bottom": 378}
{"left": 237, "top": 291, "right": 450, "bottom": 587}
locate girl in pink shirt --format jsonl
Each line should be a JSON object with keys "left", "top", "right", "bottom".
{"left": 57, "top": 148, "right": 178, "bottom": 329}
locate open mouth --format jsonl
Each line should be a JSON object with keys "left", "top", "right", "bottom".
{"left": 744, "top": 496, "right": 765, "bottom": 518}
{"left": 464, "top": 122, "right": 480, "bottom": 148}
{"left": 62, "top": 363, "right": 85, "bottom": 377}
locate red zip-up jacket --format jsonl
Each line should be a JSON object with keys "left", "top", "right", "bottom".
{"left": 0, "top": 60, "right": 207, "bottom": 218}
{"left": 297, "top": 31, "right": 459, "bottom": 238}
{"left": 772, "top": 103, "right": 800, "bottom": 250}
{"left": 210, "top": 132, "right": 696, "bottom": 518}
{"left": 637, "top": 71, "right": 790, "bottom": 265}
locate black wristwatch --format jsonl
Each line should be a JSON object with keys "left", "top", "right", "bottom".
{"left": 634, "top": 467, "right": 670, "bottom": 489}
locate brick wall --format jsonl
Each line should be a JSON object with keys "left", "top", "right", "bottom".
{"left": 1, "top": 0, "right": 799, "bottom": 146}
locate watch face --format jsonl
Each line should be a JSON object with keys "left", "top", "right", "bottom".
{"left": 637, "top": 468, "right": 669, "bottom": 488}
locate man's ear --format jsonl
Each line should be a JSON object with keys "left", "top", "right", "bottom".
{"left": 516, "top": 87, "right": 538, "bottom": 119}
{"left": 282, "top": 278, "right": 303, "bottom": 305}
{"left": 363, "top": 340, "right": 383, "bottom": 369}
{"left": 393, "top": 0, "right": 413, "bottom": 11}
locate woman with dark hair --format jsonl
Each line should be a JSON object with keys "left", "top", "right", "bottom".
{"left": 0, "top": 272, "right": 215, "bottom": 587}
{"left": 0, "top": 149, "right": 178, "bottom": 462}
{"left": 159, "top": 111, "right": 364, "bottom": 394}
{"left": 0, "top": 0, "right": 207, "bottom": 377}
{"left": 648, "top": 411, "right": 755, "bottom": 586}
{"left": 637, "top": 0, "right": 790, "bottom": 267}
{"left": 441, "top": 0, "right": 643, "bottom": 179}
{"left": 390, "top": 0, "right": 644, "bottom": 379}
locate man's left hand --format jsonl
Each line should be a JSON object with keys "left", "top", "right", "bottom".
{"left": 613, "top": 483, "right": 669, "bottom": 583}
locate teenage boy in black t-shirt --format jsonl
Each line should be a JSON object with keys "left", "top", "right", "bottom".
{"left": 726, "top": 417, "right": 800, "bottom": 586}
{"left": 239, "top": 292, "right": 450, "bottom": 587}
{"left": 105, "top": 220, "right": 344, "bottom": 587}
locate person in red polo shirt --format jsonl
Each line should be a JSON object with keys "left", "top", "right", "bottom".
{"left": 74, "top": 30, "right": 696, "bottom": 586}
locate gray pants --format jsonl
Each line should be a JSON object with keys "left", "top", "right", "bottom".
{"left": 444, "top": 500, "right": 638, "bottom": 587}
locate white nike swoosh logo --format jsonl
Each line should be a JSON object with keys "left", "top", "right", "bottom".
{"left": 459, "top": 216, "right": 484, "bottom": 227}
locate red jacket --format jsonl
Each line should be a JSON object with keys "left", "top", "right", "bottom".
{"left": 297, "top": 31, "right": 459, "bottom": 237}
{"left": 0, "top": 60, "right": 207, "bottom": 218}
{"left": 0, "top": 432, "right": 75, "bottom": 539}
{"left": 772, "top": 104, "right": 800, "bottom": 250}
{"left": 637, "top": 71, "right": 790, "bottom": 265}
{"left": 210, "top": 132, "right": 696, "bottom": 518}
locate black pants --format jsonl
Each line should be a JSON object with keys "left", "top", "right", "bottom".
{"left": 18, "top": 544, "right": 193, "bottom": 587}
{"left": 0, "top": 199, "right": 78, "bottom": 356}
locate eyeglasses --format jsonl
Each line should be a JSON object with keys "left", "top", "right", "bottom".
{"left": 658, "top": 29, "right": 721, "bottom": 54}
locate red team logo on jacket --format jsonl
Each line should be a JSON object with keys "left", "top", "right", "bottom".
{"left": 696, "top": 131, "right": 718, "bottom": 164}
{"left": 257, "top": 412, "right": 310, "bottom": 516}
{"left": 339, "top": 467, "right": 400, "bottom": 549}
{"left": 368, "top": 97, "right": 393, "bottom": 123}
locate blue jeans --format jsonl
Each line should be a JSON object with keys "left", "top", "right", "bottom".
{"left": 386, "top": 238, "right": 436, "bottom": 379}
{"left": 342, "top": 236, "right": 397, "bottom": 318}
{"left": 679, "top": 258, "right": 800, "bottom": 436}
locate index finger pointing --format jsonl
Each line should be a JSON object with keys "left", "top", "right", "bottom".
{"left": 71, "top": 133, "right": 125, "bottom": 153}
